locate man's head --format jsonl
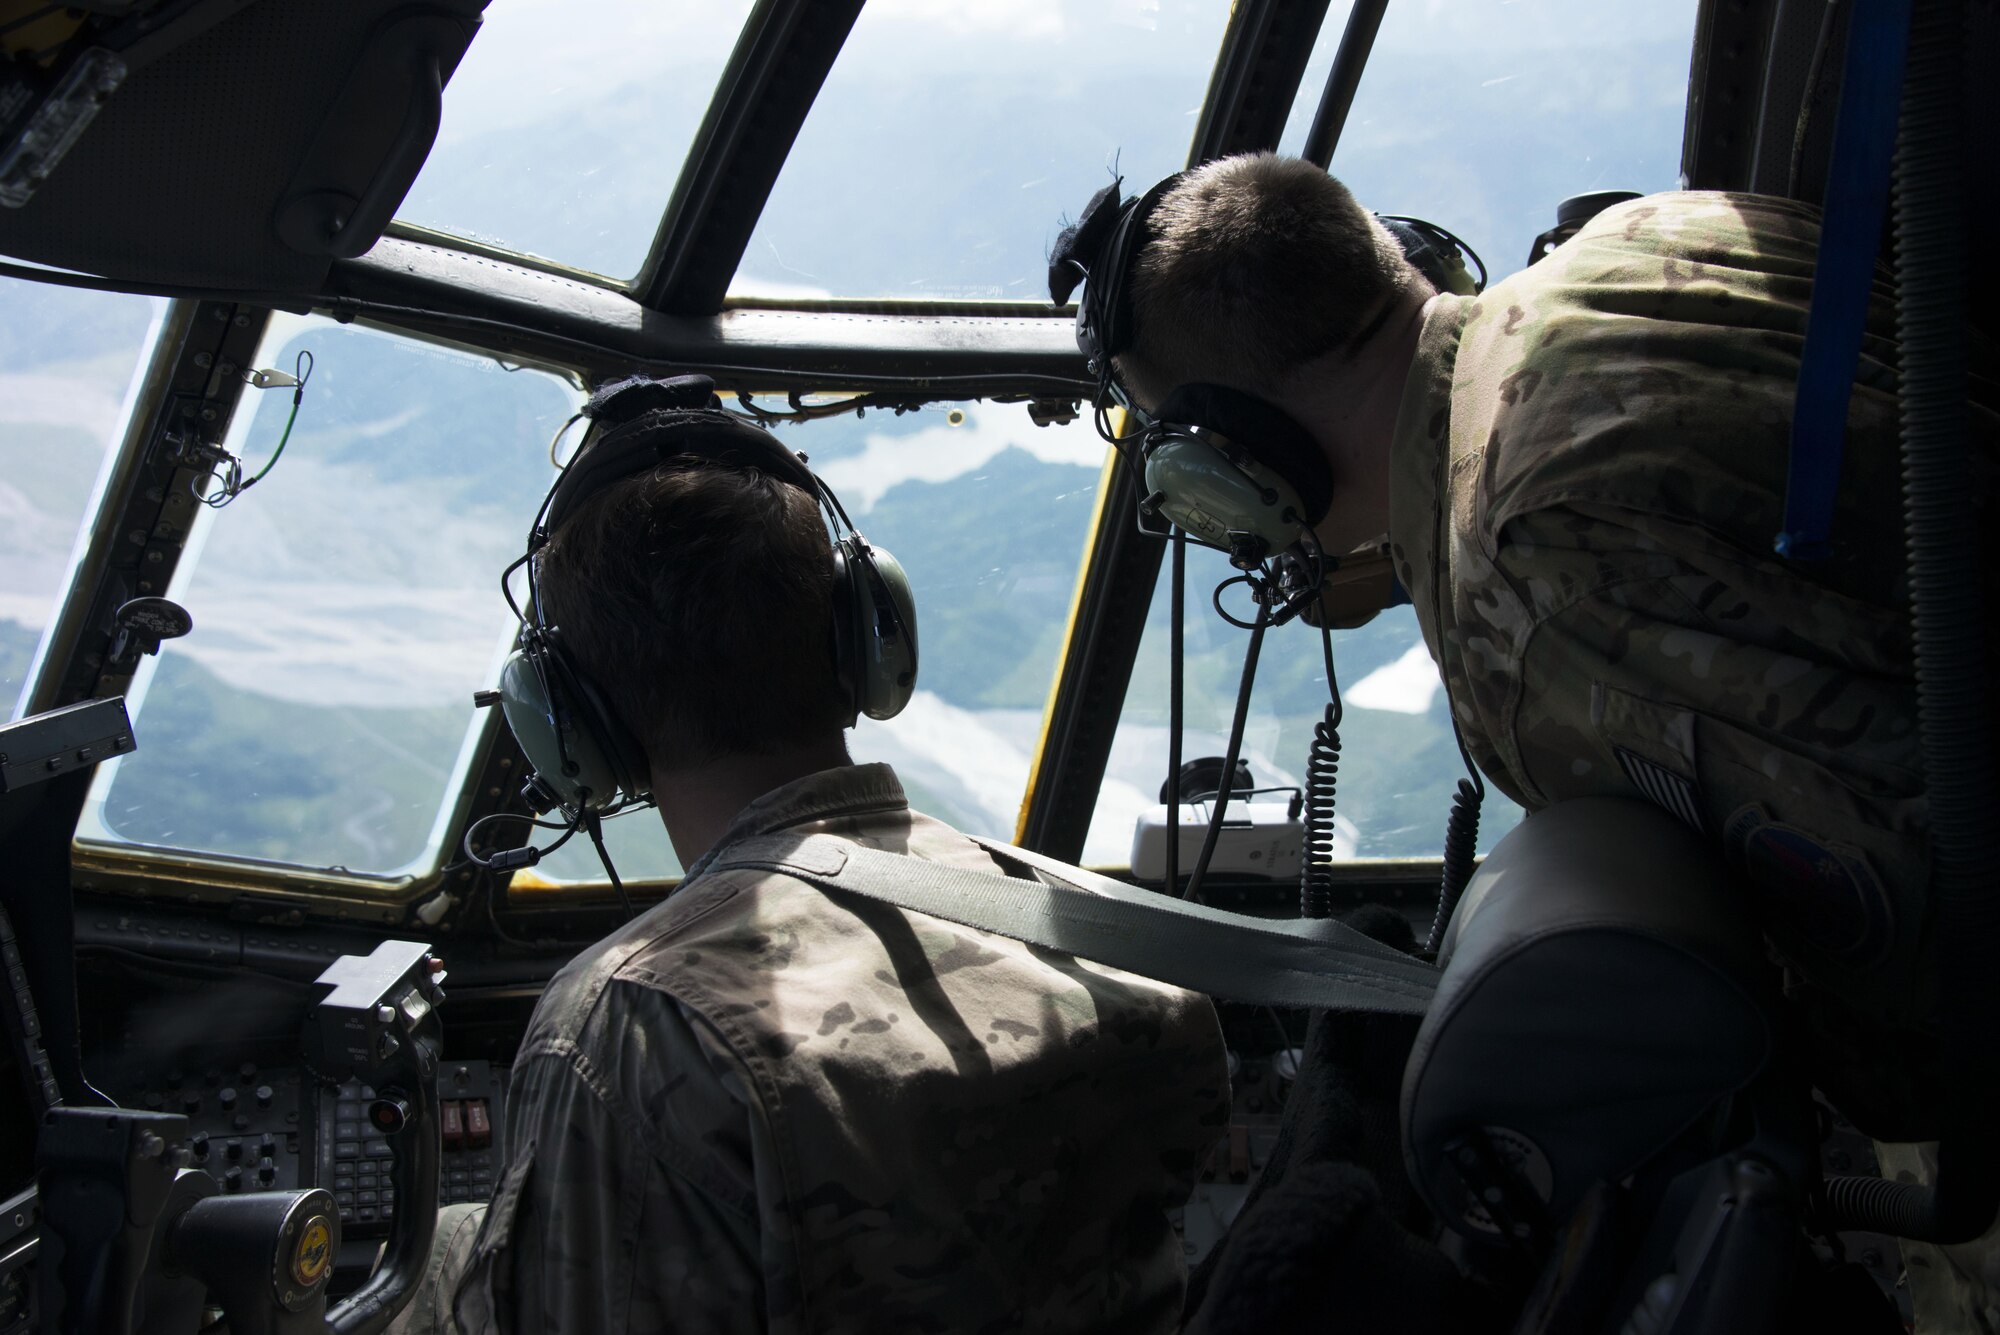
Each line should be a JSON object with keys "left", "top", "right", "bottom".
{"left": 1114, "top": 153, "right": 1430, "bottom": 409}
{"left": 533, "top": 446, "right": 852, "bottom": 776}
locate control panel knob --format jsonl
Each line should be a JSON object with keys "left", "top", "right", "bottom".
{"left": 223, "top": 1166, "right": 242, "bottom": 1192}
{"left": 238, "top": 1061, "right": 257, "bottom": 1082}
{"left": 256, "top": 1158, "right": 276, "bottom": 1186}
{"left": 225, "top": 1138, "right": 243, "bottom": 1162}
{"left": 255, "top": 1084, "right": 274, "bottom": 1109}
{"left": 182, "top": 1093, "right": 201, "bottom": 1115}
{"left": 258, "top": 1135, "right": 277, "bottom": 1159}
{"left": 218, "top": 1087, "right": 238, "bottom": 1111}
{"left": 142, "top": 1091, "right": 163, "bottom": 1110}
{"left": 190, "top": 1132, "right": 210, "bottom": 1160}
{"left": 367, "top": 1096, "right": 411, "bottom": 1136}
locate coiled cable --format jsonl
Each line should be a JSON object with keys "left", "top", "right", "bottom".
{"left": 1425, "top": 723, "right": 1485, "bottom": 957}
{"left": 1301, "top": 622, "right": 1342, "bottom": 918}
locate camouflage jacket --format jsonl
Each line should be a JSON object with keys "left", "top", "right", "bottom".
{"left": 443, "top": 763, "right": 1229, "bottom": 1334}
{"left": 1387, "top": 191, "right": 1999, "bottom": 1138}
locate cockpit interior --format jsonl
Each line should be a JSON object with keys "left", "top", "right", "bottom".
{"left": 0, "top": 1, "right": 1993, "bottom": 1331}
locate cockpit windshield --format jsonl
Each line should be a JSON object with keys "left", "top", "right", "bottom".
{"left": 14, "top": 0, "right": 1700, "bottom": 893}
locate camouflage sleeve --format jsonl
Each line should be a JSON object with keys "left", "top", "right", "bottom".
{"left": 447, "top": 984, "right": 767, "bottom": 1334}
{"left": 384, "top": 1203, "right": 487, "bottom": 1335}
{"left": 1461, "top": 498, "right": 1931, "bottom": 997}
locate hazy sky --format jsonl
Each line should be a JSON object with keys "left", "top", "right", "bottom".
{"left": 401, "top": 0, "right": 1696, "bottom": 287}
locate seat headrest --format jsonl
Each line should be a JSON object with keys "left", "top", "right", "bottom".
{"left": 1401, "top": 798, "right": 1774, "bottom": 1244}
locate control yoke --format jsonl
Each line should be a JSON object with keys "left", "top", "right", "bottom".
{"left": 302, "top": 939, "right": 446, "bottom": 1335}
{"left": 40, "top": 940, "right": 448, "bottom": 1335}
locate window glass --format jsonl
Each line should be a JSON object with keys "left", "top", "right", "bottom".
{"left": 1081, "top": 543, "right": 1524, "bottom": 867}
{"left": 395, "top": 0, "right": 755, "bottom": 280}
{"left": 730, "top": 0, "right": 1231, "bottom": 300}
{"left": 1278, "top": 0, "right": 1700, "bottom": 279}
{"left": 0, "top": 277, "right": 164, "bottom": 720}
{"left": 520, "top": 402, "right": 1106, "bottom": 885}
{"left": 79, "top": 317, "right": 580, "bottom": 877}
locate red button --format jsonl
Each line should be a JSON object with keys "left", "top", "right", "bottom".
{"left": 441, "top": 1100, "right": 464, "bottom": 1152}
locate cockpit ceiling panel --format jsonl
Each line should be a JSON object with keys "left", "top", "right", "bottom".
{"left": 393, "top": 0, "right": 755, "bottom": 284}
{"left": 730, "top": 0, "right": 1235, "bottom": 302}
{"left": 0, "top": 0, "right": 486, "bottom": 290}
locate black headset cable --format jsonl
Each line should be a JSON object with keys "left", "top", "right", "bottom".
{"left": 461, "top": 810, "right": 580, "bottom": 872}
{"left": 1183, "top": 598, "right": 1271, "bottom": 906}
{"left": 1165, "top": 528, "right": 1186, "bottom": 894}
{"left": 582, "top": 810, "right": 636, "bottom": 920}
{"left": 1425, "top": 721, "right": 1486, "bottom": 956}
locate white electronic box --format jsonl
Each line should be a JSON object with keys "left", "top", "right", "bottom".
{"left": 1129, "top": 799, "right": 1304, "bottom": 883}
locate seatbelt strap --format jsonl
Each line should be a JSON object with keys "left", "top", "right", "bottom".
{"left": 1775, "top": 0, "right": 1913, "bottom": 560}
{"left": 704, "top": 833, "right": 1438, "bottom": 1015}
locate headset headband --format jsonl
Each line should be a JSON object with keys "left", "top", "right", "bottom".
{"left": 1050, "top": 173, "right": 1486, "bottom": 399}
{"left": 493, "top": 373, "right": 919, "bottom": 832}
{"left": 1093, "top": 175, "right": 1181, "bottom": 368}
{"left": 1049, "top": 173, "right": 1184, "bottom": 379}
{"left": 538, "top": 378, "right": 821, "bottom": 545}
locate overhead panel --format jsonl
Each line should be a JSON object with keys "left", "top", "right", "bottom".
{"left": 395, "top": 0, "right": 755, "bottom": 284}
{"left": 727, "top": 0, "right": 1235, "bottom": 303}
{"left": 0, "top": 0, "right": 485, "bottom": 290}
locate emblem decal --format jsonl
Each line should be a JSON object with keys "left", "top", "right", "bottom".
{"left": 292, "top": 1215, "right": 333, "bottom": 1288}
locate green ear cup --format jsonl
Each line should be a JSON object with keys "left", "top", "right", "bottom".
{"left": 859, "top": 542, "right": 919, "bottom": 720}
{"left": 1142, "top": 432, "right": 1312, "bottom": 554}
{"left": 496, "top": 638, "right": 647, "bottom": 814}
{"left": 833, "top": 537, "right": 920, "bottom": 723}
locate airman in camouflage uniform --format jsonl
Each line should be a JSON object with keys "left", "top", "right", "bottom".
{"left": 1098, "top": 157, "right": 2000, "bottom": 1325}
{"left": 416, "top": 763, "right": 1229, "bottom": 1334}
{"left": 1387, "top": 190, "right": 1998, "bottom": 1326}
{"left": 1390, "top": 190, "right": 1998, "bottom": 1139}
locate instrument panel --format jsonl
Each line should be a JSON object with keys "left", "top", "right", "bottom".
{"left": 75, "top": 903, "right": 527, "bottom": 1254}
{"left": 110, "top": 1057, "right": 509, "bottom": 1242}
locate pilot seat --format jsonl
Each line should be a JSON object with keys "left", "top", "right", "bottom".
{"left": 1400, "top": 798, "right": 1903, "bottom": 1334}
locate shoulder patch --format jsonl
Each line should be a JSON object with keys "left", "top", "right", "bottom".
{"left": 1723, "top": 804, "right": 1894, "bottom": 968}
{"left": 1615, "top": 746, "right": 1706, "bottom": 835}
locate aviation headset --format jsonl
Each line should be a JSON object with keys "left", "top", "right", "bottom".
{"left": 494, "top": 374, "right": 919, "bottom": 818}
{"left": 1046, "top": 171, "right": 1485, "bottom": 569}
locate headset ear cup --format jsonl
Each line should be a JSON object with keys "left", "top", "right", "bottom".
{"left": 496, "top": 633, "right": 645, "bottom": 814}
{"left": 1142, "top": 383, "right": 1330, "bottom": 552}
{"left": 832, "top": 537, "right": 919, "bottom": 722}
{"left": 860, "top": 542, "right": 919, "bottom": 720}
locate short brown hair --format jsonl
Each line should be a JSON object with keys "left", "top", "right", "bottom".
{"left": 1119, "top": 153, "right": 1426, "bottom": 406}
{"left": 534, "top": 460, "right": 850, "bottom": 772}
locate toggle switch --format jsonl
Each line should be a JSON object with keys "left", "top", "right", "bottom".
{"left": 464, "top": 1100, "right": 492, "bottom": 1151}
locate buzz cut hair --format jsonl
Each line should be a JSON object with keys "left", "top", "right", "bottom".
{"left": 1117, "top": 152, "right": 1428, "bottom": 408}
